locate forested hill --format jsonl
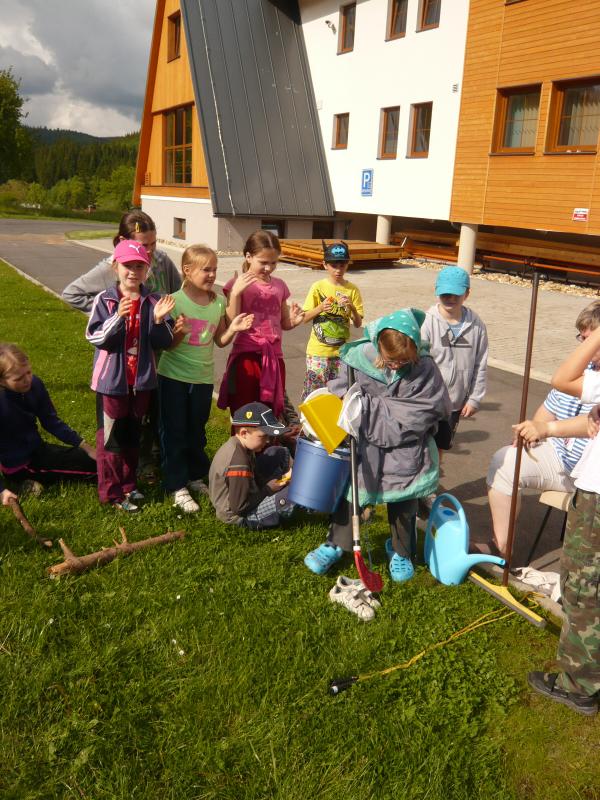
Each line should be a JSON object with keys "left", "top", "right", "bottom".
{"left": 22, "top": 127, "right": 139, "bottom": 188}
{"left": 26, "top": 127, "right": 106, "bottom": 145}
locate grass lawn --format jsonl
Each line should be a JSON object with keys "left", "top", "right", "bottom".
{"left": 0, "top": 260, "right": 598, "bottom": 799}
{"left": 64, "top": 230, "right": 116, "bottom": 241}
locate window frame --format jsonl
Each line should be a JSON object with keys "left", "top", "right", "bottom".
{"left": 546, "top": 77, "right": 600, "bottom": 154}
{"left": 173, "top": 217, "right": 186, "bottom": 240}
{"left": 167, "top": 11, "right": 181, "bottom": 62}
{"left": 338, "top": 3, "right": 356, "bottom": 54}
{"left": 492, "top": 84, "right": 541, "bottom": 155}
{"left": 332, "top": 113, "right": 350, "bottom": 150}
{"left": 408, "top": 102, "right": 433, "bottom": 158}
{"left": 163, "top": 105, "right": 193, "bottom": 186}
{"left": 386, "top": 0, "right": 408, "bottom": 41}
{"left": 378, "top": 106, "right": 401, "bottom": 160}
{"left": 417, "top": 0, "right": 441, "bottom": 32}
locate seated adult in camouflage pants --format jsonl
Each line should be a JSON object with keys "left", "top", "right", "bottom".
{"left": 528, "top": 489, "right": 599, "bottom": 715}
{"left": 523, "top": 328, "right": 600, "bottom": 716}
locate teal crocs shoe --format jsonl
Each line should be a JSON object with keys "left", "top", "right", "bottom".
{"left": 385, "top": 538, "right": 414, "bottom": 582}
{"left": 304, "top": 543, "right": 344, "bottom": 575}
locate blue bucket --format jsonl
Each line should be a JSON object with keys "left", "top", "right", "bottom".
{"left": 288, "top": 437, "right": 350, "bottom": 513}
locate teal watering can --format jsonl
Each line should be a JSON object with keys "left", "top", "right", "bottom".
{"left": 424, "top": 494, "right": 505, "bottom": 585}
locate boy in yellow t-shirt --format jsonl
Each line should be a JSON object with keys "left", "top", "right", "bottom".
{"left": 300, "top": 241, "right": 364, "bottom": 399}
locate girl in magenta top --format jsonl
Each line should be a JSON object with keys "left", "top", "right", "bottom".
{"left": 217, "top": 230, "right": 304, "bottom": 417}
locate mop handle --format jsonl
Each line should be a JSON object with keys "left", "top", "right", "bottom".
{"left": 347, "top": 366, "right": 360, "bottom": 525}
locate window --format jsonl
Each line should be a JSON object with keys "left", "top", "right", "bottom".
{"left": 312, "top": 220, "right": 335, "bottom": 239}
{"left": 408, "top": 102, "right": 433, "bottom": 157}
{"left": 493, "top": 86, "right": 540, "bottom": 153}
{"left": 387, "top": 0, "right": 408, "bottom": 40}
{"left": 167, "top": 12, "right": 181, "bottom": 61}
{"left": 173, "top": 218, "right": 186, "bottom": 240}
{"left": 547, "top": 79, "right": 600, "bottom": 153}
{"left": 338, "top": 3, "right": 356, "bottom": 54}
{"left": 261, "top": 220, "right": 285, "bottom": 238}
{"left": 332, "top": 113, "right": 349, "bottom": 149}
{"left": 417, "top": 0, "right": 441, "bottom": 31}
{"left": 379, "top": 107, "right": 400, "bottom": 159}
{"left": 164, "top": 106, "right": 193, "bottom": 184}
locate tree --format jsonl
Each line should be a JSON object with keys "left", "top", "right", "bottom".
{"left": 47, "top": 175, "right": 88, "bottom": 210}
{"left": 25, "top": 182, "right": 47, "bottom": 207}
{"left": 0, "top": 68, "right": 30, "bottom": 184}
{"left": 95, "top": 165, "right": 136, "bottom": 211}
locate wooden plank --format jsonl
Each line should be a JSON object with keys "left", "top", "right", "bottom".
{"left": 279, "top": 239, "right": 403, "bottom": 270}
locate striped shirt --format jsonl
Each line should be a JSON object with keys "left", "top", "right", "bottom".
{"left": 544, "top": 378, "right": 596, "bottom": 472}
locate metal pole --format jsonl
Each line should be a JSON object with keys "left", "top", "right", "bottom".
{"left": 502, "top": 269, "right": 541, "bottom": 586}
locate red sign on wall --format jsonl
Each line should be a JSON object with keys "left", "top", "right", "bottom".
{"left": 572, "top": 208, "right": 589, "bottom": 221}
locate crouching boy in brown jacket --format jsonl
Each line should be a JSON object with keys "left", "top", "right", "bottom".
{"left": 209, "top": 402, "right": 295, "bottom": 529}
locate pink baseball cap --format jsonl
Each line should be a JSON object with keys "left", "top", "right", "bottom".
{"left": 113, "top": 239, "right": 150, "bottom": 266}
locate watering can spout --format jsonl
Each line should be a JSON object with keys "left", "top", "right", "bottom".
{"left": 464, "top": 553, "right": 506, "bottom": 570}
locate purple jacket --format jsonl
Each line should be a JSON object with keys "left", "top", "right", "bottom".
{"left": 0, "top": 375, "right": 82, "bottom": 492}
{"left": 86, "top": 285, "right": 174, "bottom": 395}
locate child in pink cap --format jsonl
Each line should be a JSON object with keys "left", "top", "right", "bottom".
{"left": 86, "top": 240, "right": 175, "bottom": 511}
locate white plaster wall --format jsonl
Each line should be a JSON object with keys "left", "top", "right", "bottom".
{"left": 141, "top": 196, "right": 220, "bottom": 250}
{"left": 299, "top": 0, "right": 469, "bottom": 221}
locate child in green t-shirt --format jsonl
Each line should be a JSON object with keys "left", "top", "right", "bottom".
{"left": 157, "top": 245, "right": 252, "bottom": 513}
{"left": 300, "top": 241, "right": 363, "bottom": 400}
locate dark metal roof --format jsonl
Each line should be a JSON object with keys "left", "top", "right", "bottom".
{"left": 181, "top": 0, "right": 335, "bottom": 218}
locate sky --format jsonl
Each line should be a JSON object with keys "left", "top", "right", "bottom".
{"left": 0, "top": 0, "right": 155, "bottom": 137}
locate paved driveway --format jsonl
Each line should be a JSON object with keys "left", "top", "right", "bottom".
{"left": 0, "top": 219, "right": 110, "bottom": 295}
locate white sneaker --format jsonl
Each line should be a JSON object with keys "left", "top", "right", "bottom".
{"left": 336, "top": 575, "right": 381, "bottom": 611}
{"left": 172, "top": 488, "right": 199, "bottom": 513}
{"left": 187, "top": 479, "right": 209, "bottom": 496}
{"left": 329, "top": 579, "right": 378, "bottom": 622}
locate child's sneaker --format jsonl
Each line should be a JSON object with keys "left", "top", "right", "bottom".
{"left": 336, "top": 575, "right": 381, "bottom": 611}
{"left": 385, "top": 538, "right": 414, "bottom": 582}
{"left": 111, "top": 498, "right": 139, "bottom": 513}
{"left": 172, "top": 488, "right": 199, "bottom": 513}
{"left": 187, "top": 479, "right": 209, "bottom": 496}
{"left": 19, "top": 479, "right": 44, "bottom": 498}
{"left": 329, "top": 582, "right": 375, "bottom": 622}
{"left": 304, "top": 543, "right": 344, "bottom": 575}
{"left": 126, "top": 489, "right": 145, "bottom": 503}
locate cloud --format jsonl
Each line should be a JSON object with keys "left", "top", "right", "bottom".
{"left": 0, "top": 0, "right": 154, "bottom": 135}
{"left": 0, "top": 45, "right": 58, "bottom": 95}
{"left": 23, "top": 91, "right": 141, "bottom": 137}
{"left": 24, "top": 0, "right": 153, "bottom": 118}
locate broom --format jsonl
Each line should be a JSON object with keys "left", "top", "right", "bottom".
{"left": 348, "top": 366, "right": 383, "bottom": 593}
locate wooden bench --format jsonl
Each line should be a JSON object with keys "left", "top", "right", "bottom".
{"left": 526, "top": 490, "right": 573, "bottom": 565}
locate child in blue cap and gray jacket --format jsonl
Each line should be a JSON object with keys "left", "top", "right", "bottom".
{"left": 421, "top": 266, "right": 488, "bottom": 452}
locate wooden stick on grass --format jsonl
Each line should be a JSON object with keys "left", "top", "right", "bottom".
{"left": 47, "top": 529, "right": 185, "bottom": 576}
{"left": 8, "top": 497, "right": 53, "bottom": 549}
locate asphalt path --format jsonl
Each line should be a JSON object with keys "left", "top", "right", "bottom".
{"left": 0, "top": 218, "right": 564, "bottom": 567}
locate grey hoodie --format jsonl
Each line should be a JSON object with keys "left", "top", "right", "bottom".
{"left": 62, "top": 250, "right": 181, "bottom": 313}
{"left": 421, "top": 304, "right": 488, "bottom": 411}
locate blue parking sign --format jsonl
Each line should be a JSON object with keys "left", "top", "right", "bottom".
{"left": 361, "top": 169, "right": 373, "bottom": 197}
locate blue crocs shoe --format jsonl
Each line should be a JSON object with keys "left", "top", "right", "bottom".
{"left": 304, "top": 543, "right": 344, "bottom": 575}
{"left": 385, "top": 538, "right": 414, "bottom": 583}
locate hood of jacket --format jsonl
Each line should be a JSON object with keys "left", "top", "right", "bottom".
{"left": 340, "top": 308, "right": 429, "bottom": 384}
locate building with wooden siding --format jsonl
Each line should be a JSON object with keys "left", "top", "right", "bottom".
{"left": 134, "top": 0, "right": 470, "bottom": 249}
{"left": 134, "top": 0, "right": 335, "bottom": 250}
{"left": 451, "top": 0, "right": 600, "bottom": 265}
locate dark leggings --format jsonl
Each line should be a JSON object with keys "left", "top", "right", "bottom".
{"left": 327, "top": 498, "right": 418, "bottom": 559}
{"left": 4, "top": 442, "right": 97, "bottom": 487}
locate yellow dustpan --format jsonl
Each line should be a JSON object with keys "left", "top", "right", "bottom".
{"left": 298, "top": 393, "right": 346, "bottom": 454}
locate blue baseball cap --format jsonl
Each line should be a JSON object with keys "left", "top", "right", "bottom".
{"left": 435, "top": 266, "right": 470, "bottom": 296}
{"left": 322, "top": 240, "right": 350, "bottom": 263}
